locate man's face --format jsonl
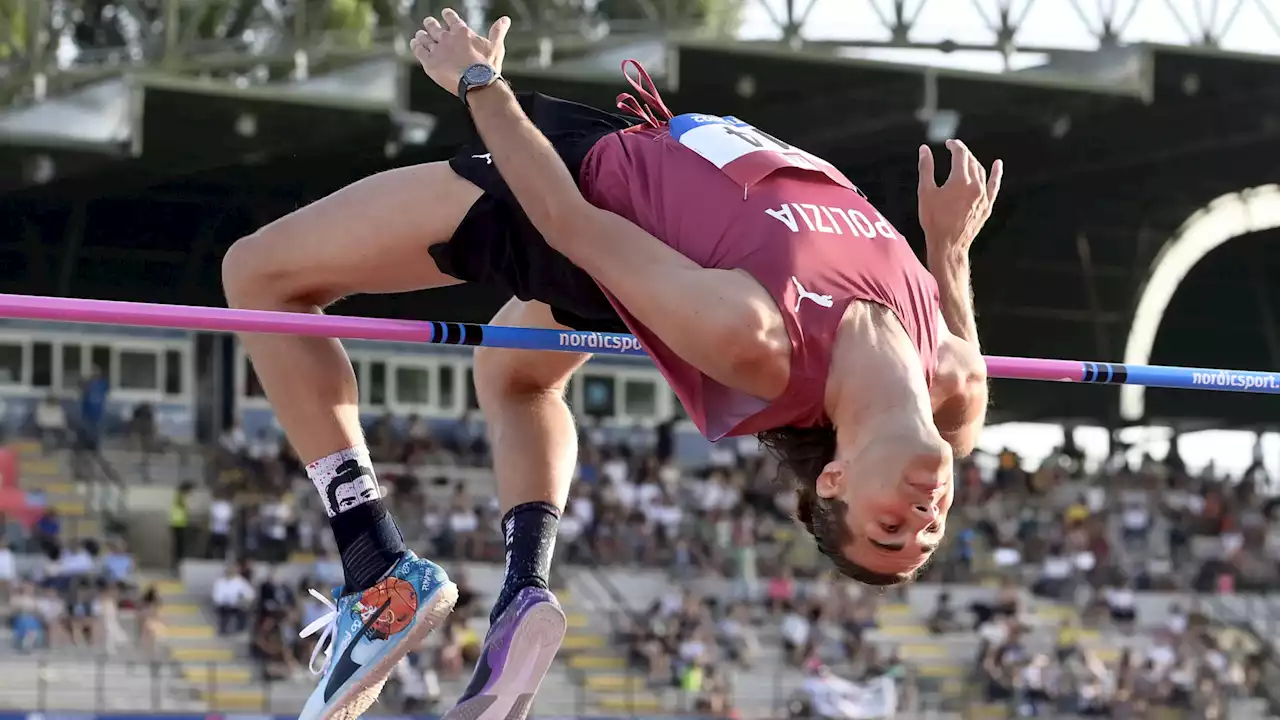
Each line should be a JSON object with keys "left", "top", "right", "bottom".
{"left": 817, "top": 434, "right": 955, "bottom": 579}
{"left": 333, "top": 481, "right": 364, "bottom": 511}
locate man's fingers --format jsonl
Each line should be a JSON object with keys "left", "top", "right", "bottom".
{"left": 410, "top": 31, "right": 431, "bottom": 60}
{"left": 489, "top": 15, "right": 510, "bottom": 47}
{"left": 955, "top": 139, "right": 980, "bottom": 186}
{"left": 967, "top": 152, "right": 985, "bottom": 192}
{"left": 423, "top": 16, "right": 444, "bottom": 42}
{"left": 918, "top": 145, "right": 937, "bottom": 192}
{"left": 441, "top": 8, "right": 467, "bottom": 30}
{"left": 945, "top": 139, "right": 972, "bottom": 184}
{"left": 987, "top": 159, "right": 1004, "bottom": 205}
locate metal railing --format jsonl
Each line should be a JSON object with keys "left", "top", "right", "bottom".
{"left": 0, "top": 0, "right": 742, "bottom": 105}
{"left": 4, "top": 425, "right": 128, "bottom": 548}
{"left": 0, "top": 654, "right": 747, "bottom": 716}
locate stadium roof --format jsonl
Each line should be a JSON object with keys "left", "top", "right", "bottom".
{"left": 1, "top": 37, "right": 1278, "bottom": 427}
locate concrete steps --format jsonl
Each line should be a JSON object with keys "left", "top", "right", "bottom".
{"left": 14, "top": 443, "right": 102, "bottom": 538}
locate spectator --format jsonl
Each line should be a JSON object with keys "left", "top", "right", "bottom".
{"left": 130, "top": 402, "right": 158, "bottom": 477}
{"left": 256, "top": 568, "right": 294, "bottom": 620}
{"left": 38, "top": 586, "right": 69, "bottom": 648}
{"left": 34, "top": 393, "right": 68, "bottom": 454}
{"left": 248, "top": 428, "right": 282, "bottom": 483}
{"left": 216, "top": 419, "right": 250, "bottom": 481}
{"left": 717, "top": 603, "right": 758, "bottom": 667}
{"left": 137, "top": 584, "right": 163, "bottom": 654}
{"left": 251, "top": 612, "right": 297, "bottom": 680}
{"left": 67, "top": 580, "right": 98, "bottom": 645}
{"left": 212, "top": 565, "right": 254, "bottom": 635}
{"left": 0, "top": 538, "right": 14, "bottom": 603}
{"left": 311, "top": 549, "right": 344, "bottom": 588}
{"left": 60, "top": 540, "right": 96, "bottom": 580}
{"left": 796, "top": 663, "right": 897, "bottom": 719}
{"left": 78, "top": 366, "right": 108, "bottom": 453}
{"left": 32, "top": 509, "right": 60, "bottom": 552}
{"left": 11, "top": 583, "right": 44, "bottom": 651}
{"left": 207, "top": 492, "right": 234, "bottom": 559}
{"left": 258, "top": 492, "right": 290, "bottom": 564}
{"left": 1104, "top": 580, "right": 1137, "bottom": 629}
{"left": 1015, "top": 654, "right": 1055, "bottom": 716}
{"left": 767, "top": 567, "right": 797, "bottom": 613}
{"left": 394, "top": 652, "right": 434, "bottom": 713}
{"left": 96, "top": 584, "right": 127, "bottom": 655}
{"left": 1054, "top": 619, "right": 1081, "bottom": 662}
{"left": 1032, "top": 544, "right": 1075, "bottom": 600}
{"left": 169, "top": 482, "right": 192, "bottom": 568}
{"left": 437, "top": 615, "right": 481, "bottom": 678}
{"left": 443, "top": 485, "right": 480, "bottom": 559}
{"left": 778, "top": 601, "right": 810, "bottom": 666}
{"left": 927, "top": 591, "right": 961, "bottom": 635}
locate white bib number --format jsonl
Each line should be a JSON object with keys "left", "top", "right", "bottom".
{"left": 669, "top": 114, "right": 856, "bottom": 192}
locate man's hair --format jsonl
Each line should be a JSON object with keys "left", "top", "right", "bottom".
{"left": 757, "top": 425, "right": 914, "bottom": 587}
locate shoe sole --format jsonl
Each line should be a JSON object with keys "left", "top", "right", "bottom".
{"left": 319, "top": 581, "right": 459, "bottom": 720}
{"left": 441, "top": 601, "right": 568, "bottom": 720}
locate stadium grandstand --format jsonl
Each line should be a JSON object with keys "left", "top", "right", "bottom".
{"left": 2, "top": 1, "right": 1280, "bottom": 719}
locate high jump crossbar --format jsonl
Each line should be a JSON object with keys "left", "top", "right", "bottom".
{"left": 0, "top": 294, "right": 1276, "bottom": 395}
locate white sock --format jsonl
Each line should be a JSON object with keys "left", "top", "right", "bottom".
{"left": 306, "top": 445, "right": 382, "bottom": 518}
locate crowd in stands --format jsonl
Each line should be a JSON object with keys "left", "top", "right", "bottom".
{"left": 206, "top": 412, "right": 1280, "bottom": 711}
{"left": 206, "top": 413, "right": 809, "bottom": 577}
{"left": 922, "top": 438, "right": 1277, "bottom": 718}
{"left": 0, "top": 372, "right": 163, "bottom": 659}
{"left": 0, "top": 531, "right": 162, "bottom": 656}
{"left": 7, "top": 392, "right": 1280, "bottom": 718}
{"left": 123, "top": 413, "right": 1280, "bottom": 716}
{"left": 964, "top": 597, "right": 1264, "bottom": 718}
{"left": 206, "top": 415, "right": 785, "bottom": 713}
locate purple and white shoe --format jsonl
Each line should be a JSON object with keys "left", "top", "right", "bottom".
{"left": 442, "top": 587, "right": 567, "bottom": 720}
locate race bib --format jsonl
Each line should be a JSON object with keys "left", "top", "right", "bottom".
{"left": 669, "top": 113, "right": 857, "bottom": 192}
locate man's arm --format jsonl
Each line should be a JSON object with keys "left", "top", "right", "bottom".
{"left": 463, "top": 82, "right": 787, "bottom": 398}
{"left": 929, "top": 250, "right": 979, "bottom": 347}
{"left": 929, "top": 251, "right": 989, "bottom": 457}
{"left": 917, "top": 139, "right": 1001, "bottom": 456}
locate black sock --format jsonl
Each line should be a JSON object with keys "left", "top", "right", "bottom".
{"left": 330, "top": 500, "right": 407, "bottom": 592}
{"left": 491, "top": 502, "right": 560, "bottom": 623}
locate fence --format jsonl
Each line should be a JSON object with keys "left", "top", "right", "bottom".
{"left": 0, "top": 715, "right": 717, "bottom": 720}
{"left": 0, "top": 656, "right": 768, "bottom": 717}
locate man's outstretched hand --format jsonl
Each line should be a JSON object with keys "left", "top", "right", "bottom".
{"left": 410, "top": 8, "right": 510, "bottom": 98}
{"left": 917, "top": 139, "right": 1003, "bottom": 261}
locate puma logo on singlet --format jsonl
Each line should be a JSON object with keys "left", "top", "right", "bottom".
{"left": 473, "top": 153, "right": 493, "bottom": 165}
{"left": 792, "top": 277, "right": 834, "bottom": 311}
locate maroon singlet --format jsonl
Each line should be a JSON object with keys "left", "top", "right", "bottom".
{"left": 578, "top": 62, "right": 942, "bottom": 440}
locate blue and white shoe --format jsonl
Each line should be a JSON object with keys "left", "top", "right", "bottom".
{"left": 298, "top": 551, "right": 457, "bottom": 720}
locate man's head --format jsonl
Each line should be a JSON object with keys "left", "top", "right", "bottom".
{"left": 760, "top": 419, "right": 954, "bottom": 586}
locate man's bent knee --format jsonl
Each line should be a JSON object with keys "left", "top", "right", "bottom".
{"left": 473, "top": 301, "right": 590, "bottom": 404}
{"left": 473, "top": 347, "right": 572, "bottom": 405}
{"left": 222, "top": 227, "right": 338, "bottom": 310}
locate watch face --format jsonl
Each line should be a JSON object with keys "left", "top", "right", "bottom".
{"left": 465, "top": 65, "right": 494, "bottom": 85}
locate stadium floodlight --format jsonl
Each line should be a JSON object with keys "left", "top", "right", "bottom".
{"left": 924, "top": 110, "right": 961, "bottom": 144}
{"left": 1120, "top": 184, "right": 1280, "bottom": 421}
{"left": 915, "top": 70, "right": 961, "bottom": 144}
{"left": 395, "top": 112, "right": 437, "bottom": 146}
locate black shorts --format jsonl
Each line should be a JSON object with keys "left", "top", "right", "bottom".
{"left": 431, "top": 92, "right": 636, "bottom": 332}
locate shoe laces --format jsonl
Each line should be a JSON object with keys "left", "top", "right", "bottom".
{"left": 299, "top": 588, "right": 340, "bottom": 675}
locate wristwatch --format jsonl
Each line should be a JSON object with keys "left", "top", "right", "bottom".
{"left": 458, "top": 63, "right": 505, "bottom": 107}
